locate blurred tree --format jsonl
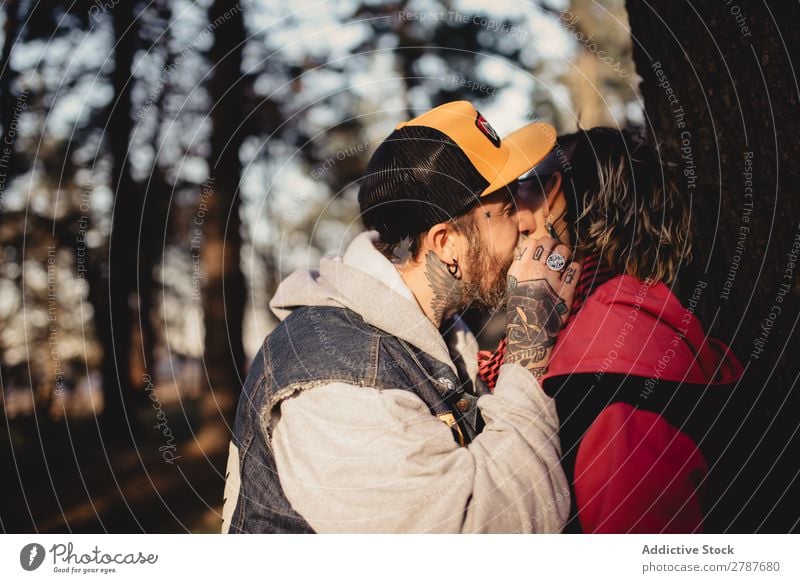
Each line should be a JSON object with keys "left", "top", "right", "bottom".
{"left": 1, "top": 0, "right": 109, "bottom": 414}
{"left": 1, "top": 0, "right": 22, "bottom": 163}
{"left": 0, "top": 0, "right": 24, "bottom": 386}
{"left": 556, "top": 0, "right": 638, "bottom": 129}
{"left": 627, "top": 1, "right": 800, "bottom": 532}
{"left": 129, "top": 1, "right": 173, "bottom": 398}
{"left": 98, "top": 0, "right": 142, "bottom": 441}
{"left": 199, "top": 0, "right": 248, "bottom": 433}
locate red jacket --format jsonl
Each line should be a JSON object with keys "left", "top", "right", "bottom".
{"left": 542, "top": 275, "right": 743, "bottom": 533}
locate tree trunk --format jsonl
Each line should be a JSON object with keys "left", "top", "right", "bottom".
{"left": 1, "top": 0, "right": 23, "bottom": 191}
{"left": 626, "top": 1, "right": 800, "bottom": 532}
{"left": 200, "top": 0, "right": 247, "bottom": 433}
{"left": 132, "top": 2, "right": 174, "bottom": 399}
{"left": 133, "top": 171, "right": 169, "bottom": 388}
{"left": 99, "top": 1, "right": 141, "bottom": 442}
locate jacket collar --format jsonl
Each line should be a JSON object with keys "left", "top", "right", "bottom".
{"left": 271, "top": 231, "right": 481, "bottom": 378}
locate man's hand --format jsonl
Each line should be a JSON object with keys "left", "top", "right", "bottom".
{"left": 503, "top": 237, "right": 581, "bottom": 377}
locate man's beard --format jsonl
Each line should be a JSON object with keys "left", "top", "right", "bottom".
{"left": 458, "top": 235, "right": 514, "bottom": 311}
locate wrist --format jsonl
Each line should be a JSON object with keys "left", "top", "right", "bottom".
{"left": 502, "top": 341, "right": 552, "bottom": 372}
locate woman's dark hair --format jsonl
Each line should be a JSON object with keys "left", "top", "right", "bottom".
{"left": 557, "top": 127, "right": 691, "bottom": 283}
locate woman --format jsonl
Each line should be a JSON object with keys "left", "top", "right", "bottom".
{"left": 478, "top": 128, "right": 743, "bottom": 533}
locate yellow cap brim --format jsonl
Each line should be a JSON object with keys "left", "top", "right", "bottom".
{"left": 480, "top": 121, "right": 557, "bottom": 196}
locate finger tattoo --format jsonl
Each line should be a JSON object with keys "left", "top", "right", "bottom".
{"left": 555, "top": 300, "right": 569, "bottom": 316}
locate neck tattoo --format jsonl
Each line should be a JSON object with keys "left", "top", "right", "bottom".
{"left": 424, "top": 251, "right": 465, "bottom": 325}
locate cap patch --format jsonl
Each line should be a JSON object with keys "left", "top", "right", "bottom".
{"left": 475, "top": 112, "right": 501, "bottom": 148}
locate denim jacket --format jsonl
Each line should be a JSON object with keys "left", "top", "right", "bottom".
{"left": 226, "top": 305, "right": 487, "bottom": 533}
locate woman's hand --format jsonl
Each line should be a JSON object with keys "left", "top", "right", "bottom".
{"left": 503, "top": 236, "right": 581, "bottom": 377}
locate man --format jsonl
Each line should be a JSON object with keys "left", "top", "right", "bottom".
{"left": 221, "top": 101, "right": 581, "bottom": 533}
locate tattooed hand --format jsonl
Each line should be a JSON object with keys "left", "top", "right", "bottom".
{"left": 503, "top": 237, "right": 581, "bottom": 377}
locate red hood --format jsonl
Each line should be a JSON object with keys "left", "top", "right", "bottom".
{"left": 543, "top": 275, "right": 743, "bottom": 386}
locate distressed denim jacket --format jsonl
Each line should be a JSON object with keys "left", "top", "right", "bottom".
{"left": 226, "top": 305, "right": 487, "bottom": 533}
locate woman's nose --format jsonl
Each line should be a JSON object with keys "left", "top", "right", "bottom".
{"left": 516, "top": 205, "right": 536, "bottom": 236}
{"left": 515, "top": 181, "right": 545, "bottom": 236}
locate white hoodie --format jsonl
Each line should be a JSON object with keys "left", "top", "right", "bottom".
{"left": 221, "top": 231, "right": 569, "bottom": 533}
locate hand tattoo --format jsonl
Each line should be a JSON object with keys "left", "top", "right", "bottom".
{"left": 504, "top": 278, "right": 568, "bottom": 371}
{"left": 532, "top": 245, "right": 544, "bottom": 260}
{"left": 530, "top": 367, "right": 546, "bottom": 379}
{"left": 506, "top": 274, "right": 518, "bottom": 294}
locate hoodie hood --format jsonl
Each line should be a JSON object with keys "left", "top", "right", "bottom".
{"left": 543, "top": 275, "right": 743, "bottom": 386}
{"left": 269, "top": 231, "right": 479, "bottom": 379}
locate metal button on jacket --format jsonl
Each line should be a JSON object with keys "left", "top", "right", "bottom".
{"left": 438, "top": 377, "right": 455, "bottom": 392}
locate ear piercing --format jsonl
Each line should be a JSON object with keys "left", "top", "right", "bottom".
{"left": 447, "top": 258, "right": 460, "bottom": 277}
{"left": 546, "top": 216, "right": 559, "bottom": 240}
